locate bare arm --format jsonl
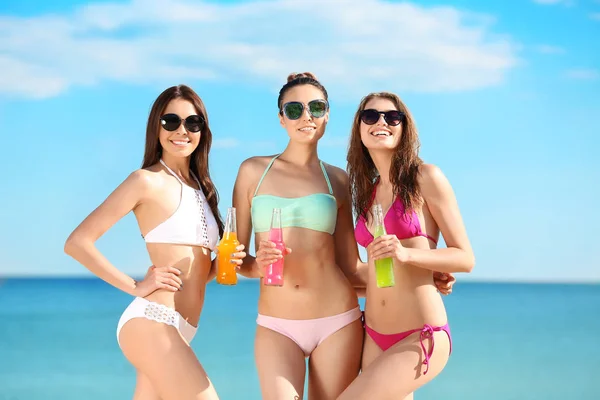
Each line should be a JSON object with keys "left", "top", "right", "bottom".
{"left": 64, "top": 170, "right": 152, "bottom": 294}
{"left": 330, "top": 167, "right": 368, "bottom": 290}
{"left": 406, "top": 164, "right": 474, "bottom": 273}
{"left": 371, "top": 164, "right": 475, "bottom": 274}
{"left": 233, "top": 159, "right": 260, "bottom": 278}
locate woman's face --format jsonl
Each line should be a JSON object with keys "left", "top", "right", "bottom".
{"left": 158, "top": 98, "right": 204, "bottom": 158}
{"left": 279, "top": 84, "right": 329, "bottom": 145}
{"left": 359, "top": 97, "right": 404, "bottom": 152}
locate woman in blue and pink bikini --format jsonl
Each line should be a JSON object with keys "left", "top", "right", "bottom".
{"left": 338, "top": 91, "right": 475, "bottom": 400}
{"left": 233, "top": 72, "right": 365, "bottom": 400}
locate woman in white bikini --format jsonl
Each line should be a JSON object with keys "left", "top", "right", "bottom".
{"left": 64, "top": 85, "right": 245, "bottom": 400}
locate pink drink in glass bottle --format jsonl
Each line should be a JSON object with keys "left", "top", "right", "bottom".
{"left": 264, "top": 208, "right": 284, "bottom": 286}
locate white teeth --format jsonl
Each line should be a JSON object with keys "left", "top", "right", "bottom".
{"left": 372, "top": 131, "right": 391, "bottom": 136}
{"left": 300, "top": 127, "right": 315, "bottom": 131}
{"left": 171, "top": 140, "right": 189, "bottom": 145}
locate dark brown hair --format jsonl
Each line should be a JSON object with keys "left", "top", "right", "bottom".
{"left": 141, "top": 85, "right": 224, "bottom": 236}
{"left": 277, "top": 72, "right": 328, "bottom": 112}
{"left": 347, "top": 92, "right": 423, "bottom": 220}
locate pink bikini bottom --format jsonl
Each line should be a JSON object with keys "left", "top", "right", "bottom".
{"left": 364, "top": 316, "right": 452, "bottom": 375}
{"left": 256, "top": 307, "right": 362, "bottom": 356}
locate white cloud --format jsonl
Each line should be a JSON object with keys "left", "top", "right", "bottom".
{"left": 536, "top": 44, "right": 565, "bottom": 54}
{"left": 565, "top": 68, "right": 600, "bottom": 80}
{"left": 0, "top": 56, "right": 67, "bottom": 98}
{"left": 212, "top": 138, "right": 241, "bottom": 149}
{"left": 0, "top": 0, "right": 519, "bottom": 99}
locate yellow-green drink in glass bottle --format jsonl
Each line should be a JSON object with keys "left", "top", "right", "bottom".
{"left": 372, "top": 204, "right": 395, "bottom": 288}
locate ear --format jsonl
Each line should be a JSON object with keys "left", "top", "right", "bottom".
{"left": 278, "top": 111, "right": 285, "bottom": 128}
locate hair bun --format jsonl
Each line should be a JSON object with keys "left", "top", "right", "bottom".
{"left": 286, "top": 72, "right": 318, "bottom": 83}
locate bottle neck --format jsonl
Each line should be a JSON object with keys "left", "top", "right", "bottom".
{"left": 223, "top": 208, "right": 237, "bottom": 239}
{"left": 223, "top": 231, "right": 236, "bottom": 240}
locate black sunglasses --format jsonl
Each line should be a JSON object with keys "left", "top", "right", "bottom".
{"left": 360, "top": 109, "right": 405, "bottom": 126}
{"left": 281, "top": 99, "right": 329, "bottom": 120}
{"left": 160, "top": 113, "right": 205, "bottom": 133}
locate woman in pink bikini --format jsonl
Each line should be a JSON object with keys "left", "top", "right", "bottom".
{"left": 338, "top": 91, "right": 475, "bottom": 400}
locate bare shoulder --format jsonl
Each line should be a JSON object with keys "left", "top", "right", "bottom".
{"left": 124, "top": 164, "right": 170, "bottom": 196}
{"left": 417, "top": 163, "right": 452, "bottom": 196}
{"left": 323, "top": 162, "right": 349, "bottom": 186}
{"left": 237, "top": 155, "right": 275, "bottom": 180}
{"left": 322, "top": 162, "right": 350, "bottom": 201}
{"left": 124, "top": 168, "right": 155, "bottom": 190}
{"left": 235, "top": 155, "right": 278, "bottom": 195}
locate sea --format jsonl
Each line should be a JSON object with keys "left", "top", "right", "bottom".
{"left": 0, "top": 278, "right": 598, "bottom": 400}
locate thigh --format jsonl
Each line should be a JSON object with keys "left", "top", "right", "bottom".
{"left": 119, "top": 318, "right": 219, "bottom": 400}
{"left": 337, "top": 330, "right": 451, "bottom": 400}
{"left": 133, "top": 370, "right": 161, "bottom": 400}
{"left": 308, "top": 318, "right": 363, "bottom": 400}
{"left": 254, "top": 325, "right": 307, "bottom": 400}
{"left": 360, "top": 331, "right": 383, "bottom": 371}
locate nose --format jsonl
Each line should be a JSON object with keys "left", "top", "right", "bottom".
{"left": 375, "top": 113, "right": 387, "bottom": 126}
{"left": 176, "top": 121, "right": 189, "bottom": 135}
{"left": 301, "top": 106, "right": 313, "bottom": 121}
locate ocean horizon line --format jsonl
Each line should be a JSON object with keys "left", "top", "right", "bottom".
{"left": 0, "top": 274, "right": 598, "bottom": 286}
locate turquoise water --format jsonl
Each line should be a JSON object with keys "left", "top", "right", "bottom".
{"left": 0, "top": 279, "right": 598, "bottom": 400}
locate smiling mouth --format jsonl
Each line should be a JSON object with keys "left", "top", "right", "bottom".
{"left": 170, "top": 140, "right": 190, "bottom": 146}
{"left": 299, "top": 127, "right": 316, "bottom": 132}
{"left": 371, "top": 130, "right": 391, "bottom": 137}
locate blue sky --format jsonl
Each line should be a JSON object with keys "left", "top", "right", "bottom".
{"left": 0, "top": 0, "right": 598, "bottom": 282}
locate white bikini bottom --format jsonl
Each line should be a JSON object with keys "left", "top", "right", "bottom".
{"left": 116, "top": 297, "right": 197, "bottom": 347}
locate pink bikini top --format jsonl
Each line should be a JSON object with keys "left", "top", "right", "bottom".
{"left": 354, "top": 182, "right": 437, "bottom": 248}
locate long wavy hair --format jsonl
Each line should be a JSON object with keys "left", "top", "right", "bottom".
{"left": 141, "top": 85, "right": 224, "bottom": 236}
{"left": 347, "top": 92, "right": 423, "bottom": 221}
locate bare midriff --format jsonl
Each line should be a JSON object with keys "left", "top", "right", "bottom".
{"left": 143, "top": 243, "right": 212, "bottom": 327}
{"left": 257, "top": 227, "right": 358, "bottom": 319}
{"left": 364, "top": 236, "right": 448, "bottom": 333}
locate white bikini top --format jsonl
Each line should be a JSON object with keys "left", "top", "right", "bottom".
{"left": 143, "top": 159, "right": 219, "bottom": 251}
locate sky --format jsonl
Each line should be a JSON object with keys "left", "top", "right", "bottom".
{"left": 0, "top": 0, "right": 598, "bottom": 282}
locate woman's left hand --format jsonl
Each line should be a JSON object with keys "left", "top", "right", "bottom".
{"left": 214, "top": 244, "right": 247, "bottom": 268}
{"left": 209, "top": 245, "right": 247, "bottom": 281}
{"left": 231, "top": 244, "right": 247, "bottom": 269}
{"left": 369, "top": 234, "right": 410, "bottom": 263}
{"left": 433, "top": 272, "right": 456, "bottom": 295}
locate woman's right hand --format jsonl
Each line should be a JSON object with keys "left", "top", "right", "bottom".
{"left": 132, "top": 265, "right": 183, "bottom": 297}
{"left": 255, "top": 240, "right": 291, "bottom": 277}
